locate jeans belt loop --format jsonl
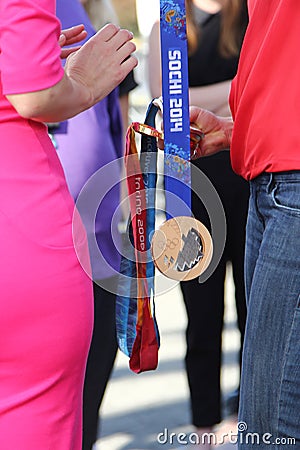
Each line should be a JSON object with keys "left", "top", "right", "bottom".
{"left": 267, "top": 172, "right": 274, "bottom": 194}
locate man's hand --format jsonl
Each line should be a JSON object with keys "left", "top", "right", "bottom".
{"left": 189, "top": 106, "right": 233, "bottom": 158}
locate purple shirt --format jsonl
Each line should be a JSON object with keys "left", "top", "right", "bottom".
{"left": 55, "top": 0, "right": 123, "bottom": 280}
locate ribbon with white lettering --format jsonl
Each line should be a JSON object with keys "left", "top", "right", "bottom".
{"left": 160, "top": 0, "right": 191, "bottom": 218}
{"left": 115, "top": 0, "right": 214, "bottom": 369}
{"left": 115, "top": 96, "right": 213, "bottom": 372}
{"left": 116, "top": 102, "right": 160, "bottom": 373}
{"left": 149, "top": 0, "right": 213, "bottom": 281}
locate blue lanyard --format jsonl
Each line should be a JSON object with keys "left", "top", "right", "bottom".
{"left": 160, "top": 0, "right": 191, "bottom": 218}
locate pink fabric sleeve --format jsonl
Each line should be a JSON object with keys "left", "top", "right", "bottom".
{"left": 0, "top": 0, "right": 64, "bottom": 95}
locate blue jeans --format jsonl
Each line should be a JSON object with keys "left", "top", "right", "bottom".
{"left": 238, "top": 172, "right": 300, "bottom": 449}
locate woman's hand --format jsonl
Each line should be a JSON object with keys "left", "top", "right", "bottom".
{"left": 7, "top": 23, "right": 137, "bottom": 123}
{"left": 59, "top": 24, "right": 88, "bottom": 59}
{"left": 189, "top": 106, "right": 233, "bottom": 158}
{"left": 64, "top": 23, "right": 138, "bottom": 106}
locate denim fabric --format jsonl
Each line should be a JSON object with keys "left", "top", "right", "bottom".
{"left": 238, "top": 172, "right": 300, "bottom": 449}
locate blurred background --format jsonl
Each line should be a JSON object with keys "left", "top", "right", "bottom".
{"left": 112, "top": 0, "right": 160, "bottom": 123}
{"left": 112, "top": 0, "right": 139, "bottom": 34}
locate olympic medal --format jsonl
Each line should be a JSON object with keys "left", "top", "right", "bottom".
{"left": 151, "top": 216, "right": 213, "bottom": 281}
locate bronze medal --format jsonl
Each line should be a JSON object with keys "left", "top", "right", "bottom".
{"left": 151, "top": 216, "right": 213, "bottom": 281}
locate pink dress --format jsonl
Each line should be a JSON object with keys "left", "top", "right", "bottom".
{"left": 0, "top": 2, "right": 93, "bottom": 449}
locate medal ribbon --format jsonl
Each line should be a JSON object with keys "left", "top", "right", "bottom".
{"left": 116, "top": 0, "right": 193, "bottom": 371}
{"left": 116, "top": 102, "right": 160, "bottom": 373}
{"left": 160, "top": 0, "right": 191, "bottom": 218}
{"left": 115, "top": 104, "right": 206, "bottom": 370}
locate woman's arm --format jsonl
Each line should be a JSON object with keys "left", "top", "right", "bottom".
{"left": 7, "top": 24, "right": 137, "bottom": 123}
{"left": 189, "top": 80, "right": 232, "bottom": 116}
{"left": 148, "top": 21, "right": 162, "bottom": 99}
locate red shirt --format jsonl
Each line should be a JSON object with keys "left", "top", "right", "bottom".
{"left": 229, "top": 0, "right": 300, "bottom": 180}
